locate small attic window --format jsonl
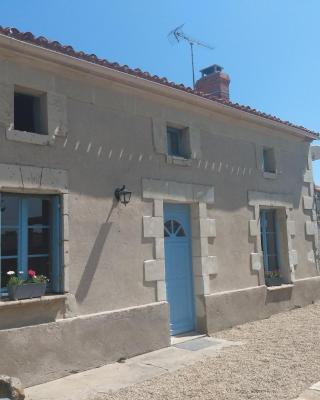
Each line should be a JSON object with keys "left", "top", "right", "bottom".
{"left": 167, "top": 126, "right": 190, "bottom": 158}
{"left": 263, "top": 147, "right": 276, "bottom": 174}
{"left": 14, "top": 90, "right": 47, "bottom": 135}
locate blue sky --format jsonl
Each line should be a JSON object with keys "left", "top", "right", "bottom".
{"left": 1, "top": 0, "right": 320, "bottom": 181}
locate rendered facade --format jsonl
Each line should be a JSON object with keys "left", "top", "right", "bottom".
{"left": 0, "top": 27, "right": 319, "bottom": 386}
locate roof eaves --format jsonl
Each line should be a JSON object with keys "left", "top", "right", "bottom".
{"left": 0, "top": 26, "right": 318, "bottom": 140}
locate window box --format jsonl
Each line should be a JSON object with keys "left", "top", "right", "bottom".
{"left": 7, "top": 282, "right": 46, "bottom": 301}
{"left": 265, "top": 276, "right": 282, "bottom": 287}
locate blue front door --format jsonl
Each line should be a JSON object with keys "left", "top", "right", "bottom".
{"left": 164, "top": 203, "right": 195, "bottom": 335}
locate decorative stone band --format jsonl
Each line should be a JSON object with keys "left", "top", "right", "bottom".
{"left": 289, "top": 249, "right": 298, "bottom": 267}
{"left": 306, "top": 220, "right": 318, "bottom": 236}
{"left": 304, "top": 169, "right": 313, "bottom": 184}
{"left": 303, "top": 152, "right": 318, "bottom": 266}
{"left": 144, "top": 259, "right": 165, "bottom": 282}
{"left": 0, "top": 162, "right": 69, "bottom": 293}
{"left": 143, "top": 216, "right": 163, "bottom": 238}
{"left": 251, "top": 253, "right": 262, "bottom": 272}
{"left": 287, "top": 220, "right": 296, "bottom": 236}
{"left": 142, "top": 178, "right": 216, "bottom": 302}
{"left": 303, "top": 195, "right": 314, "bottom": 210}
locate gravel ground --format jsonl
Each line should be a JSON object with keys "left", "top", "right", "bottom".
{"left": 98, "top": 303, "right": 320, "bottom": 400}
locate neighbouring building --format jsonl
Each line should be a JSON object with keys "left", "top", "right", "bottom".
{"left": 0, "top": 27, "right": 319, "bottom": 387}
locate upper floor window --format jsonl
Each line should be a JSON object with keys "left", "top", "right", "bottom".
{"left": 260, "top": 208, "right": 281, "bottom": 286}
{"left": 14, "top": 89, "right": 47, "bottom": 135}
{"left": 167, "top": 126, "right": 190, "bottom": 159}
{"left": 0, "top": 193, "right": 61, "bottom": 294}
{"left": 262, "top": 147, "right": 276, "bottom": 174}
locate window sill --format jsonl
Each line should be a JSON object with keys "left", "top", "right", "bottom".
{"left": 0, "top": 293, "right": 67, "bottom": 309}
{"left": 263, "top": 171, "right": 277, "bottom": 179}
{"left": 266, "top": 284, "right": 294, "bottom": 291}
{"left": 166, "top": 155, "right": 192, "bottom": 166}
{"left": 6, "top": 128, "right": 54, "bottom": 146}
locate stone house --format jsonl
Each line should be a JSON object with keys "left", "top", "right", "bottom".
{"left": 0, "top": 27, "right": 319, "bottom": 387}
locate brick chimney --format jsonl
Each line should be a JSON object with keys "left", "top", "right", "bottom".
{"left": 195, "top": 64, "right": 230, "bottom": 100}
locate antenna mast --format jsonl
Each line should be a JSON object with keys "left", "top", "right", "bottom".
{"left": 168, "top": 24, "right": 214, "bottom": 88}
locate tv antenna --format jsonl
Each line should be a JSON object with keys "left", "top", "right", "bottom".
{"left": 168, "top": 24, "right": 214, "bottom": 88}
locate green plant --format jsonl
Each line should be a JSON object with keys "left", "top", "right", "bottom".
{"left": 6, "top": 271, "right": 24, "bottom": 287}
{"left": 26, "top": 269, "right": 49, "bottom": 284}
{"left": 265, "top": 270, "right": 281, "bottom": 279}
{"left": 6, "top": 269, "right": 49, "bottom": 286}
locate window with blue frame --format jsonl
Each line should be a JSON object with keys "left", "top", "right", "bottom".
{"left": 0, "top": 193, "right": 61, "bottom": 294}
{"left": 167, "top": 126, "right": 190, "bottom": 158}
{"left": 260, "top": 209, "right": 279, "bottom": 272}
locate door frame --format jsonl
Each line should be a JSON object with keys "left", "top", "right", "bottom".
{"left": 142, "top": 178, "right": 216, "bottom": 334}
{"left": 163, "top": 203, "right": 195, "bottom": 335}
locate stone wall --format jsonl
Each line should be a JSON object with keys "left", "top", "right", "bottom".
{"left": 0, "top": 301, "right": 169, "bottom": 387}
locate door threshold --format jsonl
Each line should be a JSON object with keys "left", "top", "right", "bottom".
{"left": 171, "top": 331, "right": 206, "bottom": 345}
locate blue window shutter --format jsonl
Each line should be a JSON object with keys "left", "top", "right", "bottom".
{"left": 51, "top": 196, "right": 61, "bottom": 292}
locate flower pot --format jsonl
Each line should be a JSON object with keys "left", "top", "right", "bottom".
{"left": 265, "top": 277, "right": 282, "bottom": 287}
{"left": 7, "top": 283, "right": 46, "bottom": 300}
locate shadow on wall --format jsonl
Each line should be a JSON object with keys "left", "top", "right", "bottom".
{"left": 75, "top": 201, "right": 116, "bottom": 303}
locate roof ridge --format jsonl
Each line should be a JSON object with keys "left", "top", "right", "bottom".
{"left": 0, "top": 26, "right": 318, "bottom": 139}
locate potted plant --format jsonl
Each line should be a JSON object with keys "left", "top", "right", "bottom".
{"left": 6, "top": 269, "right": 48, "bottom": 300}
{"left": 265, "top": 270, "right": 282, "bottom": 287}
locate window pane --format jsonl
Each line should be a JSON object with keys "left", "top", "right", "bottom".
{"left": 1, "top": 196, "right": 19, "bottom": 226}
{"left": 28, "top": 227, "right": 50, "bottom": 255}
{"left": 266, "top": 233, "right": 277, "bottom": 255}
{"left": 1, "top": 228, "right": 18, "bottom": 257}
{"left": 265, "top": 211, "right": 276, "bottom": 232}
{"left": 164, "top": 220, "right": 172, "bottom": 234}
{"left": 28, "top": 198, "right": 50, "bottom": 226}
{"left": 1, "top": 258, "right": 18, "bottom": 288}
{"left": 170, "top": 132, "right": 180, "bottom": 155}
{"left": 267, "top": 255, "right": 278, "bottom": 271}
{"left": 263, "top": 148, "right": 276, "bottom": 173}
{"left": 28, "top": 256, "right": 50, "bottom": 279}
{"left": 173, "top": 220, "right": 180, "bottom": 234}
{"left": 176, "top": 227, "right": 186, "bottom": 237}
{"left": 14, "top": 92, "right": 41, "bottom": 134}
{"left": 167, "top": 127, "right": 185, "bottom": 157}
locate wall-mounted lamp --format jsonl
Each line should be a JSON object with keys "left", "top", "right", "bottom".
{"left": 114, "top": 185, "right": 132, "bottom": 206}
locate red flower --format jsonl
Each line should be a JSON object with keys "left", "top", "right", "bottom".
{"left": 28, "top": 269, "right": 36, "bottom": 278}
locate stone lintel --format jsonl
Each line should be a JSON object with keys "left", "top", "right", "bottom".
{"left": 248, "top": 190, "right": 293, "bottom": 208}
{"left": 142, "top": 178, "right": 214, "bottom": 204}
